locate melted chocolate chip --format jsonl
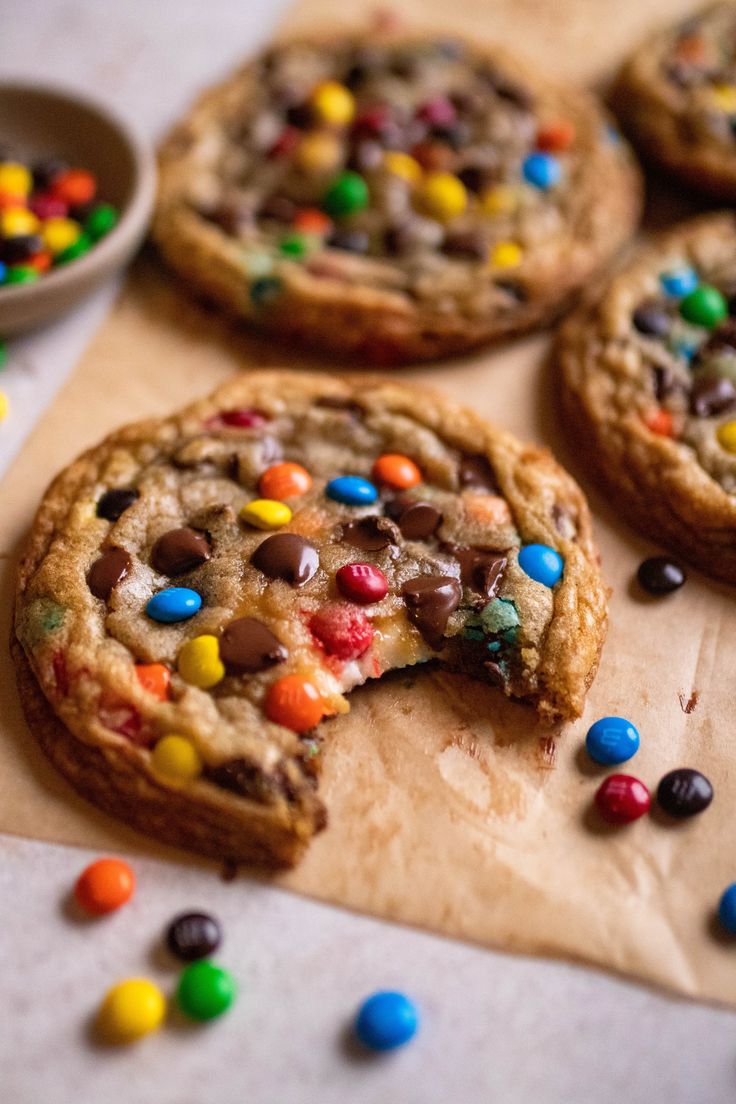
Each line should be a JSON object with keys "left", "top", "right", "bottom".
{"left": 456, "top": 165, "right": 490, "bottom": 193}
{"left": 151, "top": 527, "right": 211, "bottom": 576}
{"left": 315, "top": 395, "right": 364, "bottom": 417}
{"left": 442, "top": 231, "right": 487, "bottom": 260}
{"left": 87, "top": 547, "right": 131, "bottom": 600}
{"left": 700, "top": 319, "right": 736, "bottom": 357}
{"left": 690, "top": 374, "right": 736, "bottom": 417}
{"left": 496, "top": 280, "right": 527, "bottom": 303}
{"left": 206, "top": 758, "right": 284, "bottom": 802}
{"left": 340, "top": 515, "right": 399, "bottom": 551}
{"left": 632, "top": 301, "right": 672, "bottom": 337}
{"left": 402, "top": 575, "right": 462, "bottom": 650}
{"left": 652, "top": 364, "right": 680, "bottom": 402}
{"left": 260, "top": 195, "right": 297, "bottom": 223}
{"left": 390, "top": 500, "right": 442, "bottom": 540}
{"left": 285, "top": 103, "right": 311, "bottom": 129}
{"left": 251, "top": 533, "right": 319, "bottom": 586}
{"left": 327, "top": 228, "right": 370, "bottom": 253}
{"left": 444, "top": 544, "right": 506, "bottom": 599}
{"left": 458, "top": 454, "right": 499, "bottom": 493}
{"left": 96, "top": 488, "right": 139, "bottom": 521}
{"left": 219, "top": 617, "right": 287, "bottom": 674}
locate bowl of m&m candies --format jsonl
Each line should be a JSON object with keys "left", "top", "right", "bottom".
{"left": 0, "top": 82, "right": 155, "bottom": 334}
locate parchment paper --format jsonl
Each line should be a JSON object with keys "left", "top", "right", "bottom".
{"left": 2, "top": 0, "right": 735, "bottom": 1006}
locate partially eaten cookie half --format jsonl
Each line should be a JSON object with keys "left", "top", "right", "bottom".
{"left": 14, "top": 373, "right": 607, "bottom": 866}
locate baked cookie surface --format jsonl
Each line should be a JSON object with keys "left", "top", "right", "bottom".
{"left": 558, "top": 213, "right": 736, "bottom": 582}
{"left": 14, "top": 372, "right": 607, "bottom": 865}
{"left": 614, "top": 2, "right": 736, "bottom": 198}
{"left": 154, "top": 33, "right": 641, "bottom": 363}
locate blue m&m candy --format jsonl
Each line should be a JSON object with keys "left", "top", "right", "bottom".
{"left": 518, "top": 544, "right": 563, "bottom": 587}
{"left": 522, "top": 152, "right": 561, "bottom": 190}
{"left": 718, "top": 884, "right": 736, "bottom": 933}
{"left": 585, "top": 716, "right": 640, "bottom": 766}
{"left": 354, "top": 990, "right": 419, "bottom": 1051}
{"left": 146, "top": 587, "right": 202, "bottom": 623}
{"left": 325, "top": 475, "right": 378, "bottom": 506}
{"left": 659, "top": 266, "right": 698, "bottom": 298}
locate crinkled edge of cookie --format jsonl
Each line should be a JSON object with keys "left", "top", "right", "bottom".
{"left": 14, "top": 371, "right": 608, "bottom": 865}
{"left": 612, "top": 3, "right": 736, "bottom": 199}
{"left": 153, "top": 31, "right": 642, "bottom": 364}
{"left": 557, "top": 212, "right": 736, "bottom": 583}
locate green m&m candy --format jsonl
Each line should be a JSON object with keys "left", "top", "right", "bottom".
{"left": 56, "top": 232, "right": 92, "bottom": 265}
{"left": 176, "top": 960, "right": 236, "bottom": 1021}
{"left": 5, "top": 265, "right": 39, "bottom": 285}
{"left": 679, "top": 284, "right": 728, "bottom": 328}
{"left": 85, "top": 202, "right": 118, "bottom": 241}
{"left": 322, "top": 171, "right": 369, "bottom": 218}
{"left": 279, "top": 232, "right": 309, "bottom": 258}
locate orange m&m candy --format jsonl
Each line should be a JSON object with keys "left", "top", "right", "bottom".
{"left": 27, "top": 250, "right": 53, "bottom": 273}
{"left": 135, "top": 663, "right": 171, "bottom": 701}
{"left": 293, "top": 208, "right": 333, "bottom": 235}
{"left": 536, "top": 120, "right": 576, "bottom": 153}
{"left": 52, "top": 168, "right": 96, "bottom": 207}
{"left": 264, "top": 674, "right": 325, "bottom": 732}
{"left": 75, "top": 858, "right": 135, "bottom": 915}
{"left": 259, "top": 462, "right": 313, "bottom": 500}
{"left": 643, "top": 408, "right": 674, "bottom": 437}
{"left": 372, "top": 453, "right": 422, "bottom": 490}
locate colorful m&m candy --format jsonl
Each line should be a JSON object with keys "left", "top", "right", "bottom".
{"left": 354, "top": 990, "right": 419, "bottom": 1051}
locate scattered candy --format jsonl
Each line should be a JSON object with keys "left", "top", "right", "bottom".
{"left": 656, "top": 768, "right": 713, "bottom": 818}
{"left": 679, "top": 284, "right": 728, "bottom": 328}
{"left": 310, "top": 602, "right": 374, "bottom": 658}
{"left": 536, "top": 119, "right": 576, "bottom": 152}
{"left": 310, "top": 81, "right": 355, "bottom": 126}
{"left": 354, "top": 990, "right": 419, "bottom": 1051}
{"left": 637, "top": 556, "right": 686, "bottom": 595}
{"left": 0, "top": 156, "right": 117, "bottom": 288}
{"left": 75, "top": 857, "right": 135, "bottom": 915}
{"left": 240, "top": 498, "right": 293, "bottom": 529}
{"left": 97, "top": 978, "right": 166, "bottom": 1044}
{"left": 259, "top": 461, "right": 313, "bottom": 500}
{"left": 718, "top": 884, "right": 736, "bottom": 933}
{"left": 166, "top": 911, "right": 222, "bottom": 961}
{"left": 594, "top": 774, "right": 651, "bottom": 824}
{"left": 517, "top": 543, "right": 563, "bottom": 587}
{"left": 265, "top": 674, "right": 325, "bottom": 732}
{"left": 325, "top": 475, "right": 378, "bottom": 505}
{"left": 522, "top": 151, "right": 561, "bottom": 189}
{"left": 176, "top": 960, "right": 236, "bottom": 1022}
{"left": 336, "top": 562, "right": 389, "bottom": 603}
{"left": 146, "top": 587, "right": 202, "bottom": 624}
{"left": 177, "top": 635, "right": 225, "bottom": 689}
{"left": 151, "top": 735, "right": 203, "bottom": 783}
{"left": 585, "top": 716, "right": 640, "bottom": 766}
{"left": 372, "top": 453, "right": 421, "bottom": 489}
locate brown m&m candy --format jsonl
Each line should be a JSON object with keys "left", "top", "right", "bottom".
{"left": 656, "top": 768, "right": 713, "bottom": 818}
{"left": 87, "top": 547, "right": 131, "bottom": 600}
{"left": 220, "top": 617, "right": 288, "bottom": 674}
{"left": 251, "top": 533, "right": 319, "bottom": 586}
{"left": 166, "top": 911, "right": 222, "bottom": 961}
{"left": 402, "top": 574, "right": 461, "bottom": 649}
{"left": 151, "top": 527, "right": 211, "bottom": 576}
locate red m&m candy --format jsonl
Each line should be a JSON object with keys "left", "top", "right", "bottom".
{"left": 594, "top": 774, "right": 650, "bottom": 825}
{"left": 336, "top": 563, "right": 388, "bottom": 604}
{"left": 310, "top": 603, "right": 374, "bottom": 659}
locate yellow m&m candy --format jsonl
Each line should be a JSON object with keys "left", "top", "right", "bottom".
{"left": 717, "top": 419, "right": 736, "bottom": 453}
{"left": 151, "top": 734, "right": 203, "bottom": 783}
{"left": 309, "top": 81, "right": 355, "bottom": 126}
{"left": 711, "top": 83, "right": 736, "bottom": 113}
{"left": 41, "top": 216, "right": 82, "bottom": 255}
{"left": 383, "top": 151, "right": 422, "bottom": 184}
{"left": 0, "top": 207, "right": 39, "bottom": 237}
{"left": 177, "top": 635, "right": 224, "bottom": 689}
{"left": 295, "top": 131, "right": 342, "bottom": 174}
{"left": 489, "top": 241, "right": 523, "bottom": 268}
{"left": 240, "top": 498, "right": 293, "bottom": 530}
{"left": 97, "top": 979, "right": 166, "bottom": 1044}
{"left": 415, "top": 172, "right": 467, "bottom": 222}
{"left": 0, "top": 162, "right": 32, "bottom": 198}
{"left": 481, "top": 184, "right": 519, "bottom": 216}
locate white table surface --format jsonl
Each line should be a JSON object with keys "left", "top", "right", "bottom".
{"left": 2, "top": 3, "right": 735, "bottom": 1102}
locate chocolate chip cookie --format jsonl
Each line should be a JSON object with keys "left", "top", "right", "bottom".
{"left": 613, "top": 2, "right": 736, "bottom": 198}
{"left": 558, "top": 212, "right": 736, "bottom": 582}
{"left": 14, "top": 372, "right": 607, "bottom": 865}
{"left": 154, "top": 32, "right": 641, "bottom": 363}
